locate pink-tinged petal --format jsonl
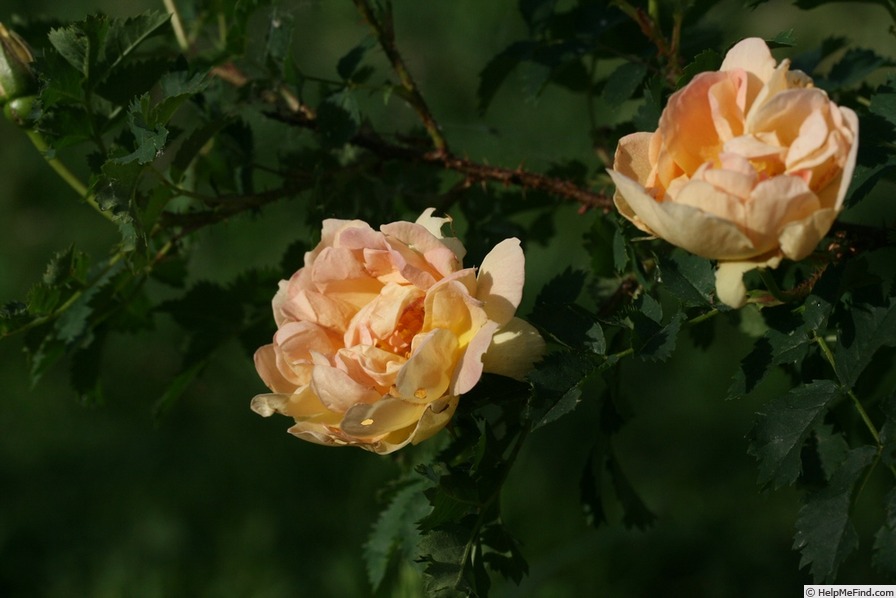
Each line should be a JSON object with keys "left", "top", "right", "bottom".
{"left": 281, "top": 289, "right": 357, "bottom": 332}
{"left": 275, "top": 320, "right": 337, "bottom": 361}
{"left": 745, "top": 175, "right": 820, "bottom": 252}
{"left": 707, "top": 70, "right": 747, "bottom": 142}
{"left": 340, "top": 397, "right": 426, "bottom": 437}
{"left": 394, "top": 329, "right": 459, "bottom": 403}
{"left": 344, "top": 282, "right": 423, "bottom": 348}
{"left": 746, "top": 57, "right": 794, "bottom": 125}
{"left": 750, "top": 88, "right": 831, "bottom": 145}
{"left": 721, "top": 38, "right": 776, "bottom": 79}
{"left": 254, "top": 345, "right": 297, "bottom": 394}
{"left": 673, "top": 179, "right": 745, "bottom": 223}
{"left": 721, "top": 37, "right": 776, "bottom": 108}
{"left": 697, "top": 162, "right": 757, "bottom": 200}
{"left": 660, "top": 71, "right": 735, "bottom": 174}
{"left": 311, "top": 365, "right": 381, "bottom": 413}
{"left": 614, "top": 132, "right": 654, "bottom": 185}
{"left": 723, "top": 135, "right": 786, "bottom": 163}
{"left": 415, "top": 208, "right": 467, "bottom": 262}
{"left": 778, "top": 207, "right": 838, "bottom": 261}
{"left": 381, "top": 221, "right": 461, "bottom": 279}
{"left": 829, "top": 106, "right": 859, "bottom": 211}
{"left": 481, "top": 317, "right": 545, "bottom": 381}
{"left": 476, "top": 238, "right": 525, "bottom": 327}
{"left": 335, "top": 345, "right": 405, "bottom": 391}
{"left": 450, "top": 320, "right": 500, "bottom": 395}
{"left": 785, "top": 108, "right": 829, "bottom": 168}
{"left": 608, "top": 169, "right": 756, "bottom": 259}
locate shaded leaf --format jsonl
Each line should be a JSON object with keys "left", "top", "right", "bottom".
{"left": 602, "top": 61, "right": 647, "bottom": 106}
{"left": 606, "top": 447, "right": 655, "bottom": 529}
{"left": 793, "top": 446, "right": 877, "bottom": 582}
{"left": 364, "top": 478, "right": 429, "bottom": 592}
{"left": 834, "top": 298, "right": 896, "bottom": 388}
{"left": 747, "top": 380, "right": 843, "bottom": 489}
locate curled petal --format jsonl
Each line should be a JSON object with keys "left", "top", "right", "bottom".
{"left": 608, "top": 169, "right": 756, "bottom": 259}
{"left": 340, "top": 398, "right": 426, "bottom": 437}
{"left": 481, "top": 317, "right": 546, "bottom": 381}
{"left": 311, "top": 365, "right": 380, "bottom": 413}
{"left": 477, "top": 238, "right": 525, "bottom": 327}
{"left": 450, "top": 320, "right": 500, "bottom": 396}
{"left": 394, "top": 329, "right": 459, "bottom": 403}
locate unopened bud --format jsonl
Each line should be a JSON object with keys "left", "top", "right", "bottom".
{"left": 0, "top": 22, "right": 36, "bottom": 104}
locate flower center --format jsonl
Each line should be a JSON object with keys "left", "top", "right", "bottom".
{"left": 380, "top": 296, "right": 425, "bottom": 356}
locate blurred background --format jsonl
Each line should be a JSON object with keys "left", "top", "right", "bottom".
{"left": 2, "top": 0, "right": 895, "bottom": 596}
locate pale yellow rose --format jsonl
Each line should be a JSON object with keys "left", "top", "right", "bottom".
{"left": 608, "top": 37, "right": 858, "bottom": 307}
{"left": 251, "top": 209, "right": 545, "bottom": 454}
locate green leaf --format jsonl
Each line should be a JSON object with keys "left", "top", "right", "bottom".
{"left": 793, "top": 446, "right": 877, "bottom": 583}
{"left": 337, "top": 37, "right": 375, "bottom": 81}
{"left": 153, "top": 360, "right": 207, "bottom": 418}
{"left": 317, "top": 89, "right": 360, "bottom": 148}
{"left": 528, "top": 350, "right": 598, "bottom": 429}
{"left": 657, "top": 250, "right": 716, "bottom": 307}
{"left": 364, "top": 479, "right": 429, "bottom": 592}
{"left": 47, "top": 11, "right": 170, "bottom": 86}
{"left": 834, "top": 298, "right": 896, "bottom": 388}
{"left": 158, "top": 281, "right": 244, "bottom": 366}
{"left": 417, "top": 525, "right": 471, "bottom": 596}
{"left": 70, "top": 329, "right": 106, "bottom": 406}
{"left": 813, "top": 423, "right": 849, "bottom": 482}
{"left": 601, "top": 61, "right": 647, "bottom": 106}
{"left": 630, "top": 299, "right": 685, "bottom": 362}
{"left": 728, "top": 294, "right": 833, "bottom": 400}
{"left": 747, "top": 380, "right": 844, "bottom": 489}
{"left": 480, "top": 523, "right": 528, "bottom": 584}
{"left": 820, "top": 47, "right": 893, "bottom": 91}
{"left": 766, "top": 29, "right": 797, "bottom": 49}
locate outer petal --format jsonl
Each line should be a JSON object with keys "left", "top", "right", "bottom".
{"left": 311, "top": 365, "right": 381, "bottom": 412}
{"left": 476, "top": 238, "right": 525, "bottom": 327}
{"left": 715, "top": 255, "right": 782, "bottom": 308}
{"left": 715, "top": 261, "right": 759, "bottom": 309}
{"left": 450, "top": 320, "right": 500, "bottom": 396}
{"left": 394, "top": 329, "right": 459, "bottom": 403}
{"left": 415, "top": 208, "right": 467, "bottom": 263}
{"left": 721, "top": 37, "right": 776, "bottom": 83}
{"left": 481, "top": 317, "right": 545, "bottom": 381}
{"left": 254, "top": 345, "right": 297, "bottom": 394}
{"left": 608, "top": 169, "right": 756, "bottom": 259}
{"left": 778, "top": 207, "right": 838, "bottom": 261}
{"left": 340, "top": 397, "right": 426, "bottom": 437}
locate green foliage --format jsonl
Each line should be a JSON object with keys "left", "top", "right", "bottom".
{"left": 4, "top": 0, "right": 896, "bottom": 595}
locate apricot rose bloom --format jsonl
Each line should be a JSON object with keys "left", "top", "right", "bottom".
{"left": 608, "top": 37, "right": 858, "bottom": 307}
{"left": 251, "top": 209, "right": 544, "bottom": 454}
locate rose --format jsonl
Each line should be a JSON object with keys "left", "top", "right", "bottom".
{"left": 608, "top": 37, "right": 858, "bottom": 307}
{"left": 251, "top": 209, "right": 544, "bottom": 454}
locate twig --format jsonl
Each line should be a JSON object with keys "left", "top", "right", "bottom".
{"left": 351, "top": 0, "right": 448, "bottom": 155}
{"left": 162, "top": 0, "right": 189, "bottom": 52}
{"left": 267, "top": 104, "right": 613, "bottom": 210}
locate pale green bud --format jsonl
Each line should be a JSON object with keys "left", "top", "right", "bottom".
{"left": 0, "top": 22, "right": 36, "bottom": 104}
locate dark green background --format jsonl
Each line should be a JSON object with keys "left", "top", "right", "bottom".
{"left": 1, "top": 0, "right": 894, "bottom": 595}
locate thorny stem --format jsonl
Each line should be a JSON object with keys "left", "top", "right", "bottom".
{"left": 351, "top": 0, "right": 448, "bottom": 155}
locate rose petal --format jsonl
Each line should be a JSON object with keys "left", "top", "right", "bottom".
{"left": 450, "top": 320, "right": 500, "bottom": 396}
{"left": 778, "top": 207, "right": 838, "bottom": 261}
{"left": 476, "top": 238, "right": 525, "bottom": 327}
{"left": 394, "top": 328, "right": 459, "bottom": 403}
{"left": 311, "top": 365, "right": 381, "bottom": 412}
{"left": 608, "top": 169, "right": 756, "bottom": 259}
{"left": 340, "top": 397, "right": 426, "bottom": 436}
{"left": 481, "top": 317, "right": 546, "bottom": 381}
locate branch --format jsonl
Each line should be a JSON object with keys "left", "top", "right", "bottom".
{"left": 351, "top": 0, "right": 448, "bottom": 155}
{"left": 266, "top": 103, "right": 613, "bottom": 210}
